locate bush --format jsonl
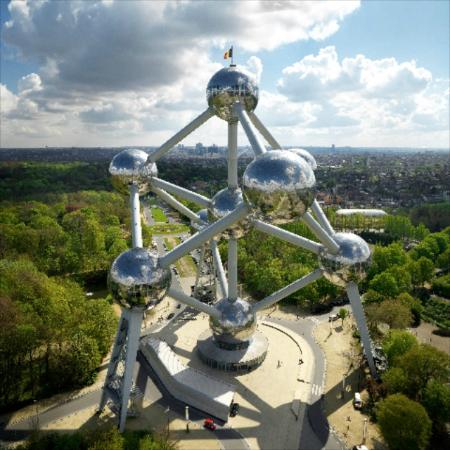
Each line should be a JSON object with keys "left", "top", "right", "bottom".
{"left": 432, "top": 274, "right": 450, "bottom": 298}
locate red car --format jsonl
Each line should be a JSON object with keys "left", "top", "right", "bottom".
{"left": 203, "top": 418, "right": 216, "bottom": 430}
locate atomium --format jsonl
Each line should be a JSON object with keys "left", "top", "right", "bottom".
{"left": 206, "top": 66, "right": 259, "bottom": 122}
{"left": 101, "top": 56, "right": 378, "bottom": 432}
{"left": 319, "top": 232, "right": 371, "bottom": 287}
{"left": 287, "top": 148, "right": 317, "bottom": 171}
{"left": 109, "top": 148, "right": 157, "bottom": 195}
{"left": 243, "top": 149, "right": 316, "bottom": 223}
{"left": 109, "top": 247, "right": 171, "bottom": 309}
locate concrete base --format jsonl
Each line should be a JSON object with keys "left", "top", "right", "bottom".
{"left": 197, "top": 330, "right": 268, "bottom": 373}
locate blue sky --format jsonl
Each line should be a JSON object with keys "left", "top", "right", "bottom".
{"left": 0, "top": 0, "right": 448, "bottom": 148}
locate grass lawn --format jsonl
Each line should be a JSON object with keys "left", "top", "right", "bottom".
{"left": 149, "top": 223, "right": 189, "bottom": 234}
{"left": 151, "top": 207, "right": 168, "bottom": 223}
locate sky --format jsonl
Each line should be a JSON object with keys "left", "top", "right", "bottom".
{"left": 0, "top": 0, "right": 449, "bottom": 149}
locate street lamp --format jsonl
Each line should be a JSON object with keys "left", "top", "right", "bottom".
{"left": 363, "top": 417, "right": 368, "bottom": 443}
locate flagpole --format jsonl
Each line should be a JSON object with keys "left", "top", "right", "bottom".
{"left": 231, "top": 46, "right": 234, "bottom": 66}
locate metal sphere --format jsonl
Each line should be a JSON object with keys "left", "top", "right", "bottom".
{"left": 190, "top": 208, "right": 209, "bottom": 232}
{"left": 319, "top": 233, "right": 371, "bottom": 287}
{"left": 108, "top": 248, "right": 171, "bottom": 309}
{"left": 243, "top": 150, "right": 316, "bottom": 224}
{"left": 287, "top": 148, "right": 317, "bottom": 170}
{"left": 206, "top": 66, "right": 259, "bottom": 122}
{"left": 209, "top": 297, "right": 256, "bottom": 345}
{"left": 209, "top": 187, "right": 249, "bottom": 238}
{"left": 109, "top": 149, "right": 157, "bottom": 195}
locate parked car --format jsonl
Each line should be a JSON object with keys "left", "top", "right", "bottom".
{"left": 203, "top": 418, "right": 216, "bottom": 430}
{"left": 167, "top": 313, "right": 175, "bottom": 320}
{"left": 328, "top": 314, "right": 338, "bottom": 322}
{"left": 353, "top": 392, "right": 362, "bottom": 410}
{"left": 230, "top": 402, "right": 240, "bottom": 417}
{"left": 352, "top": 445, "right": 368, "bottom": 450}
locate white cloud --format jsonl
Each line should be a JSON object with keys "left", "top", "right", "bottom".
{"left": 268, "top": 46, "right": 448, "bottom": 146}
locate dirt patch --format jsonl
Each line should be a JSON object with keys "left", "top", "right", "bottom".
{"left": 409, "top": 321, "right": 450, "bottom": 355}
{"left": 314, "top": 318, "right": 386, "bottom": 450}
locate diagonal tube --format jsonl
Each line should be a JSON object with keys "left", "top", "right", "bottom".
{"left": 147, "top": 107, "right": 215, "bottom": 163}
{"left": 302, "top": 212, "right": 340, "bottom": 254}
{"left": 211, "top": 239, "right": 228, "bottom": 298}
{"left": 194, "top": 245, "right": 206, "bottom": 289}
{"left": 252, "top": 268, "right": 323, "bottom": 313}
{"left": 252, "top": 219, "right": 323, "bottom": 254}
{"left": 311, "top": 199, "right": 335, "bottom": 236}
{"left": 248, "top": 111, "right": 281, "bottom": 149}
{"left": 346, "top": 282, "right": 378, "bottom": 378}
{"left": 151, "top": 186, "right": 200, "bottom": 223}
{"left": 160, "top": 204, "right": 249, "bottom": 268}
{"left": 234, "top": 103, "right": 267, "bottom": 156}
{"left": 167, "top": 287, "right": 220, "bottom": 320}
{"left": 152, "top": 177, "right": 211, "bottom": 208}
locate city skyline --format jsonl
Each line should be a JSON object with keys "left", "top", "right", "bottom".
{"left": 1, "top": 0, "right": 449, "bottom": 149}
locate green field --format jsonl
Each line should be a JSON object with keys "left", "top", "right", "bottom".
{"left": 151, "top": 206, "right": 168, "bottom": 223}
{"left": 149, "top": 223, "right": 189, "bottom": 234}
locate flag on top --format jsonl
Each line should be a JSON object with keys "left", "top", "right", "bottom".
{"left": 224, "top": 46, "right": 233, "bottom": 60}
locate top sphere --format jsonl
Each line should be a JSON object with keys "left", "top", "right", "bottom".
{"left": 287, "top": 148, "right": 317, "bottom": 170}
{"left": 206, "top": 66, "right": 259, "bottom": 122}
{"left": 243, "top": 150, "right": 316, "bottom": 224}
{"left": 108, "top": 247, "right": 171, "bottom": 309}
{"left": 109, "top": 149, "right": 157, "bottom": 196}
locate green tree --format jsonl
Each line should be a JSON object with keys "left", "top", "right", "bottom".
{"left": 396, "top": 344, "right": 450, "bottom": 400}
{"left": 422, "top": 379, "right": 450, "bottom": 427}
{"left": 382, "top": 367, "right": 408, "bottom": 395}
{"left": 382, "top": 329, "right": 418, "bottom": 366}
{"left": 408, "top": 257, "right": 434, "bottom": 288}
{"left": 377, "top": 394, "right": 432, "bottom": 450}
{"left": 369, "top": 272, "right": 399, "bottom": 298}
{"left": 366, "top": 299, "right": 412, "bottom": 330}
{"left": 337, "top": 308, "right": 348, "bottom": 326}
{"left": 88, "top": 427, "right": 124, "bottom": 450}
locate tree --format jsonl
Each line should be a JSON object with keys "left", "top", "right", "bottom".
{"left": 337, "top": 308, "right": 348, "bottom": 325}
{"left": 382, "top": 367, "right": 408, "bottom": 395}
{"left": 368, "top": 243, "right": 408, "bottom": 279}
{"left": 396, "top": 344, "right": 450, "bottom": 400}
{"left": 408, "top": 257, "right": 434, "bottom": 288}
{"left": 377, "top": 394, "right": 432, "bottom": 450}
{"left": 365, "top": 299, "right": 412, "bottom": 330}
{"left": 422, "top": 379, "right": 450, "bottom": 427}
{"left": 369, "top": 272, "right": 399, "bottom": 298}
{"left": 396, "top": 292, "right": 423, "bottom": 326}
{"left": 382, "top": 329, "right": 418, "bottom": 366}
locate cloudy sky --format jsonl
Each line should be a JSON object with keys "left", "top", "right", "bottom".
{"left": 0, "top": 0, "right": 448, "bottom": 148}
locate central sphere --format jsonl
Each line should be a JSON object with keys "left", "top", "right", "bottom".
{"left": 319, "top": 232, "right": 371, "bottom": 287}
{"left": 109, "top": 248, "right": 171, "bottom": 309}
{"left": 243, "top": 150, "right": 316, "bottom": 224}
{"left": 109, "top": 148, "right": 157, "bottom": 196}
{"left": 209, "top": 187, "right": 248, "bottom": 238}
{"left": 209, "top": 297, "right": 256, "bottom": 345}
{"left": 206, "top": 66, "right": 259, "bottom": 122}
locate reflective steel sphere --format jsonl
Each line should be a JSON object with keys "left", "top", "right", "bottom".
{"left": 109, "top": 149, "right": 157, "bottom": 195}
{"left": 287, "top": 148, "right": 317, "bottom": 170}
{"left": 319, "top": 233, "right": 371, "bottom": 287}
{"left": 190, "top": 208, "right": 209, "bottom": 232}
{"left": 206, "top": 66, "right": 259, "bottom": 121}
{"left": 209, "top": 297, "right": 256, "bottom": 345}
{"left": 109, "top": 248, "right": 171, "bottom": 309}
{"left": 243, "top": 150, "right": 316, "bottom": 224}
{"left": 209, "top": 188, "right": 249, "bottom": 238}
